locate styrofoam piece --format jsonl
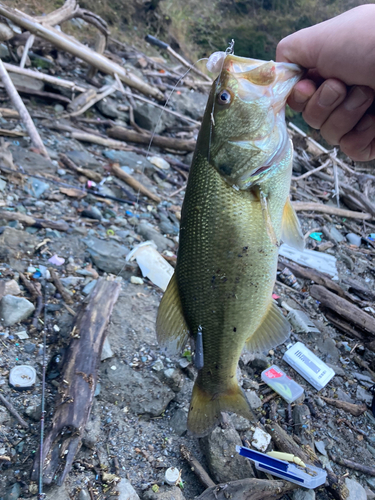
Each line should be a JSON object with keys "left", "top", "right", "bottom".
{"left": 9, "top": 365, "right": 36, "bottom": 389}
{"left": 279, "top": 244, "right": 338, "bottom": 280}
{"left": 126, "top": 241, "right": 173, "bottom": 291}
{"left": 283, "top": 342, "right": 335, "bottom": 391}
{"left": 251, "top": 427, "right": 271, "bottom": 452}
{"left": 165, "top": 467, "right": 180, "bottom": 485}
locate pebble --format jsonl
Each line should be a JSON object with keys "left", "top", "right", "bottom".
{"left": 130, "top": 276, "right": 144, "bottom": 285}
{"left": 0, "top": 295, "right": 35, "bottom": 326}
{"left": 78, "top": 489, "right": 90, "bottom": 500}
{"left": 246, "top": 391, "right": 262, "bottom": 409}
{"left": 82, "top": 280, "right": 97, "bottom": 296}
{"left": 101, "top": 337, "right": 114, "bottom": 361}
{"left": 170, "top": 408, "right": 188, "bottom": 436}
{"left": 356, "top": 385, "right": 373, "bottom": 405}
{"left": 4, "top": 482, "right": 21, "bottom": 500}
{"left": 346, "top": 233, "right": 362, "bottom": 246}
{"left": 315, "top": 440, "right": 327, "bottom": 456}
{"left": 23, "top": 342, "right": 36, "bottom": 353}
{"left": 116, "top": 477, "right": 141, "bottom": 499}
{"left": 152, "top": 359, "right": 164, "bottom": 371}
{"left": 293, "top": 489, "right": 315, "bottom": 500}
{"left": 345, "top": 477, "right": 367, "bottom": 500}
{"left": 162, "top": 368, "right": 184, "bottom": 392}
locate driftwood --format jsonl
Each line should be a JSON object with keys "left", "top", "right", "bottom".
{"left": 0, "top": 60, "right": 49, "bottom": 159}
{"left": 265, "top": 423, "right": 348, "bottom": 500}
{"left": 107, "top": 126, "right": 196, "bottom": 152}
{"left": 0, "top": 82, "right": 71, "bottom": 104}
{"left": 330, "top": 453, "right": 375, "bottom": 476}
{"left": 320, "top": 397, "right": 367, "bottom": 416}
{"left": 325, "top": 310, "right": 367, "bottom": 342}
{"left": 59, "top": 153, "right": 102, "bottom": 182}
{"left": 19, "top": 34, "right": 35, "bottom": 69}
{"left": 180, "top": 445, "right": 215, "bottom": 489}
{"left": 49, "top": 269, "right": 73, "bottom": 305}
{"left": 71, "top": 131, "right": 128, "bottom": 150}
{"left": 87, "top": 32, "right": 107, "bottom": 80}
{"left": 197, "top": 478, "right": 297, "bottom": 500}
{"left": 111, "top": 163, "right": 161, "bottom": 203}
{"left": 292, "top": 202, "right": 372, "bottom": 220}
{"left": 310, "top": 285, "right": 375, "bottom": 336}
{"left": 0, "top": 211, "right": 69, "bottom": 231}
{"left": 0, "top": 3, "right": 164, "bottom": 101}
{"left": 0, "top": 393, "right": 29, "bottom": 428}
{"left": 31, "top": 278, "right": 121, "bottom": 485}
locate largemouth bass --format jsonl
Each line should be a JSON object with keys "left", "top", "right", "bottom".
{"left": 157, "top": 53, "right": 304, "bottom": 437}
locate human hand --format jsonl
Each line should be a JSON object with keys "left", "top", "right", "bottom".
{"left": 276, "top": 5, "right": 375, "bottom": 161}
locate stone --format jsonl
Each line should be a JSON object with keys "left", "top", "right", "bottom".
{"left": 0, "top": 279, "right": 20, "bottom": 299}
{"left": 103, "top": 150, "right": 154, "bottom": 172}
{"left": 10, "top": 147, "right": 56, "bottom": 175}
{"left": 66, "top": 150, "right": 100, "bottom": 169}
{"left": 170, "top": 408, "right": 188, "bottom": 436}
{"left": 162, "top": 368, "right": 184, "bottom": 392}
{"left": 83, "top": 407, "right": 101, "bottom": 449}
{"left": 133, "top": 102, "right": 176, "bottom": 134}
{"left": 102, "top": 362, "right": 174, "bottom": 416}
{"left": 116, "top": 478, "right": 140, "bottom": 500}
{"left": 25, "top": 403, "right": 42, "bottom": 421}
{"left": 170, "top": 90, "right": 208, "bottom": 121}
{"left": 315, "top": 440, "right": 327, "bottom": 456}
{"left": 346, "top": 233, "right": 362, "bottom": 246}
{"left": 45, "top": 483, "right": 71, "bottom": 500}
{"left": 81, "top": 207, "right": 102, "bottom": 220}
{"left": 293, "top": 404, "right": 311, "bottom": 438}
{"left": 316, "top": 337, "right": 340, "bottom": 363}
{"left": 10, "top": 72, "right": 44, "bottom": 91}
{"left": 136, "top": 223, "right": 174, "bottom": 251}
{"left": 96, "top": 97, "right": 127, "bottom": 119}
{"left": 353, "top": 372, "right": 375, "bottom": 384}
{"left": 24, "top": 342, "right": 36, "bottom": 354}
{"left": 356, "top": 385, "right": 373, "bottom": 405}
{"left": 143, "top": 485, "right": 185, "bottom": 500}
{"left": 0, "top": 295, "right": 35, "bottom": 326}
{"left": 152, "top": 359, "right": 164, "bottom": 371}
{"left": 230, "top": 414, "right": 252, "bottom": 432}
{"left": 24, "top": 177, "right": 50, "bottom": 198}
{"left": 60, "top": 277, "right": 84, "bottom": 287}
{"left": 200, "top": 424, "right": 255, "bottom": 483}
{"left": 0, "top": 42, "right": 10, "bottom": 60}
{"left": 293, "top": 489, "right": 315, "bottom": 500}
{"left": 82, "top": 280, "right": 97, "bottom": 296}
{"left": 4, "top": 483, "right": 21, "bottom": 500}
{"left": 344, "top": 478, "right": 367, "bottom": 500}
{"left": 246, "top": 391, "right": 262, "bottom": 410}
{"left": 101, "top": 337, "right": 114, "bottom": 361}
{"left": 336, "top": 388, "right": 355, "bottom": 404}
{"left": 248, "top": 356, "right": 269, "bottom": 372}
{"left": 83, "top": 236, "right": 130, "bottom": 275}
{"left": 0, "top": 178, "right": 6, "bottom": 191}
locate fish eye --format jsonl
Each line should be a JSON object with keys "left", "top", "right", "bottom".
{"left": 217, "top": 89, "right": 233, "bottom": 105}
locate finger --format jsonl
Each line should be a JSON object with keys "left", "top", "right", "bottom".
{"left": 302, "top": 79, "right": 347, "bottom": 129}
{"left": 340, "top": 114, "right": 375, "bottom": 161}
{"left": 276, "top": 28, "right": 325, "bottom": 68}
{"left": 320, "top": 86, "right": 374, "bottom": 145}
{"left": 287, "top": 79, "right": 316, "bottom": 112}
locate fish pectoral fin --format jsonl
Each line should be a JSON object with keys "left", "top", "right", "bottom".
{"left": 281, "top": 197, "right": 304, "bottom": 250}
{"left": 244, "top": 301, "right": 290, "bottom": 353}
{"left": 156, "top": 273, "right": 189, "bottom": 356}
{"left": 259, "top": 190, "right": 279, "bottom": 247}
{"left": 187, "top": 376, "right": 256, "bottom": 437}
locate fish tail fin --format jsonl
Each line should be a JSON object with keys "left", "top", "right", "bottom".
{"left": 187, "top": 377, "right": 256, "bottom": 437}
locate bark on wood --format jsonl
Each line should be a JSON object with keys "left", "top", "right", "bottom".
{"left": 19, "top": 34, "right": 35, "bottom": 69}
{"left": 0, "top": 211, "right": 69, "bottom": 231}
{"left": 310, "top": 285, "right": 375, "bottom": 336}
{"left": 180, "top": 445, "right": 215, "bottom": 489}
{"left": 324, "top": 310, "right": 366, "bottom": 342}
{"left": 292, "top": 202, "right": 372, "bottom": 220}
{"left": 0, "top": 59, "right": 50, "bottom": 159}
{"left": 71, "top": 131, "right": 128, "bottom": 149}
{"left": 86, "top": 32, "right": 107, "bottom": 80}
{"left": 34, "top": 0, "right": 78, "bottom": 26}
{"left": 320, "top": 397, "right": 367, "bottom": 416}
{"left": 0, "top": 4, "right": 164, "bottom": 101}
{"left": 107, "top": 126, "right": 196, "bottom": 152}
{"left": 0, "top": 393, "right": 29, "bottom": 428}
{"left": 59, "top": 153, "right": 102, "bottom": 182}
{"left": 111, "top": 163, "right": 161, "bottom": 203}
{"left": 49, "top": 269, "right": 74, "bottom": 305}
{"left": 330, "top": 453, "right": 375, "bottom": 475}
{"left": 4, "top": 63, "right": 86, "bottom": 92}
{"left": 197, "top": 478, "right": 297, "bottom": 500}
{"left": 0, "top": 82, "right": 71, "bottom": 104}
{"left": 31, "top": 278, "right": 121, "bottom": 485}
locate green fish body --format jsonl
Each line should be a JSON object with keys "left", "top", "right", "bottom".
{"left": 157, "top": 54, "right": 304, "bottom": 436}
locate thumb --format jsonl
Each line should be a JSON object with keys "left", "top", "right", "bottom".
{"left": 276, "top": 25, "right": 325, "bottom": 69}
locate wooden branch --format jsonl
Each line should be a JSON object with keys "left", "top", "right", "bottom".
{"left": 0, "top": 211, "right": 69, "bottom": 231}
{"left": 50, "top": 269, "right": 74, "bottom": 305}
{"left": 107, "top": 126, "right": 196, "bottom": 152}
{"left": 0, "top": 4, "right": 164, "bottom": 101}
{"left": 71, "top": 131, "right": 128, "bottom": 149}
{"left": 59, "top": 153, "right": 102, "bottom": 182}
{"left": 0, "top": 82, "right": 71, "bottom": 104}
{"left": 4, "top": 63, "right": 86, "bottom": 92}
{"left": 292, "top": 202, "right": 372, "bottom": 220}
{"left": 0, "top": 59, "right": 49, "bottom": 159}
{"left": 111, "top": 163, "right": 161, "bottom": 203}
{"left": 330, "top": 453, "right": 375, "bottom": 475}
{"left": 325, "top": 310, "right": 367, "bottom": 342}
{"left": 310, "top": 285, "right": 375, "bottom": 336}
{"left": 180, "top": 445, "right": 215, "bottom": 489}
{"left": 19, "top": 34, "right": 35, "bottom": 69}
{"left": 74, "top": 8, "right": 109, "bottom": 37}
{"left": 34, "top": 0, "right": 78, "bottom": 26}
{"left": 320, "top": 397, "right": 367, "bottom": 416}
{"left": 197, "top": 478, "right": 297, "bottom": 500}
{"left": 31, "top": 278, "right": 121, "bottom": 485}
{"left": 67, "top": 84, "right": 117, "bottom": 117}
{"left": 0, "top": 393, "right": 29, "bottom": 428}
{"left": 292, "top": 159, "right": 331, "bottom": 181}
{"left": 86, "top": 32, "right": 107, "bottom": 80}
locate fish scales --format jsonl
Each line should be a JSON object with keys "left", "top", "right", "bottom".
{"left": 157, "top": 53, "right": 304, "bottom": 437}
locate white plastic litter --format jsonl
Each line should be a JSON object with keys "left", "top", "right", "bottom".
{"left": 279, "top": 244, "right": 338, "bottom": 280}
{"left": 206, "top": 51, "right": 226, "bottom": 73}
{"left": 165, "top": 467, "right": 180, "bottom": 485}
{"left": 148, "top": 156, "right": 170, "bottom": 170}
{"left": 9, "top": 365, "right": 36, "bottom": 389}
{"left": 251, "top": 427, "right": 271, "bottom": 452}
{"left": 126, "top": 241, "right": 173, "bottom": 291}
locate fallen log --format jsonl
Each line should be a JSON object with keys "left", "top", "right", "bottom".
{"left": 107, "top": 126, "right": 196, "bottom": 152}
{"left": 0, "top": 3, "right": 164, "bottom": 101}
{"left": 330, "top": 453, "right": 375, "bottom": 476}
{"left": 180, "top": 445, "right": 215, "bottom": 489}
{"left": 197, "top": 478, "right": 297, "bottom": 500}
{"left": 31, "top": 277, "right": 121, "bottom": 485}
{"left": 292, "top": 202, "right": 372, "bottom": 220}
{"left": 310, "top": 285, "right": 375, "bottom": 336}
{"left": 325, "top": 310, "right": 367, "bottom": 342}
{"left": 111, "top": 163, "right": 161, "bottom": 203}
{"left": 320, "top": 397, "right": 367, "bottom": 417}
{"left": 0, "top": 211, "right": 69, "bottom": 231}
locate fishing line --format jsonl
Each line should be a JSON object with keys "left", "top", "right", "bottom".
{"left": 38, "top": 279, "right": 47, "bottom": 500}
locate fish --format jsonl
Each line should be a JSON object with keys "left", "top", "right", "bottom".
{"left": 156, "top": 52, "right": 304, "bottom": 437}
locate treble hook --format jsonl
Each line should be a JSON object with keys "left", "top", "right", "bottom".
{"left": 225, "top": 39, "right": 235, "bottom": 55}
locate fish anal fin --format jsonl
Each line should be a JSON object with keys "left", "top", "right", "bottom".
{"left": 244, "top": 301, "right": 290, "bottom": 354}
{"left": 282, "top": 197, "right": 304, "bottom": 250}
{"left": 156, "top": 273, "right": 189, "bottom": 356}
{"left": 187, "top": 377, "right": 256, "bottom": 437}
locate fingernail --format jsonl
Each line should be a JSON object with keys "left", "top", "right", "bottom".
{"left": 355, "top": 114, "right": 374, "bottom": 131}
{"left": 345, "top": 87, "right": 373, "bottom": 110}
{"left": 318, "top": 82, "right": 341, "bottom": 107}
{"left": 293, "top": 89, "right": 308, "bottom": 104}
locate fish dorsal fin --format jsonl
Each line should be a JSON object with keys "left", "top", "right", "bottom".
{"left": 244, "top": 301, "right": 290, "bottom": 354}
{"left": 281, "top": 198, "right": 304, "bottom": 250}
{"left": 156, "top": 273, "right": 189, "bottom": 356}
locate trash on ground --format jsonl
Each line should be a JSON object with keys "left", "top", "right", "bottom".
{"left": 287, "top": 309, "right": 320, "bottom": 334}
{"left": 279, "top": 244, "right": 338, "bottom": 280}
{"left": 261, "top": 365, "right": 304, "bottom": 404}
{"left": 9, "top": 365, "right": 37, "bottom": 389}
{"left": 251, "top": 427, "right": 271, "bottom": 452}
